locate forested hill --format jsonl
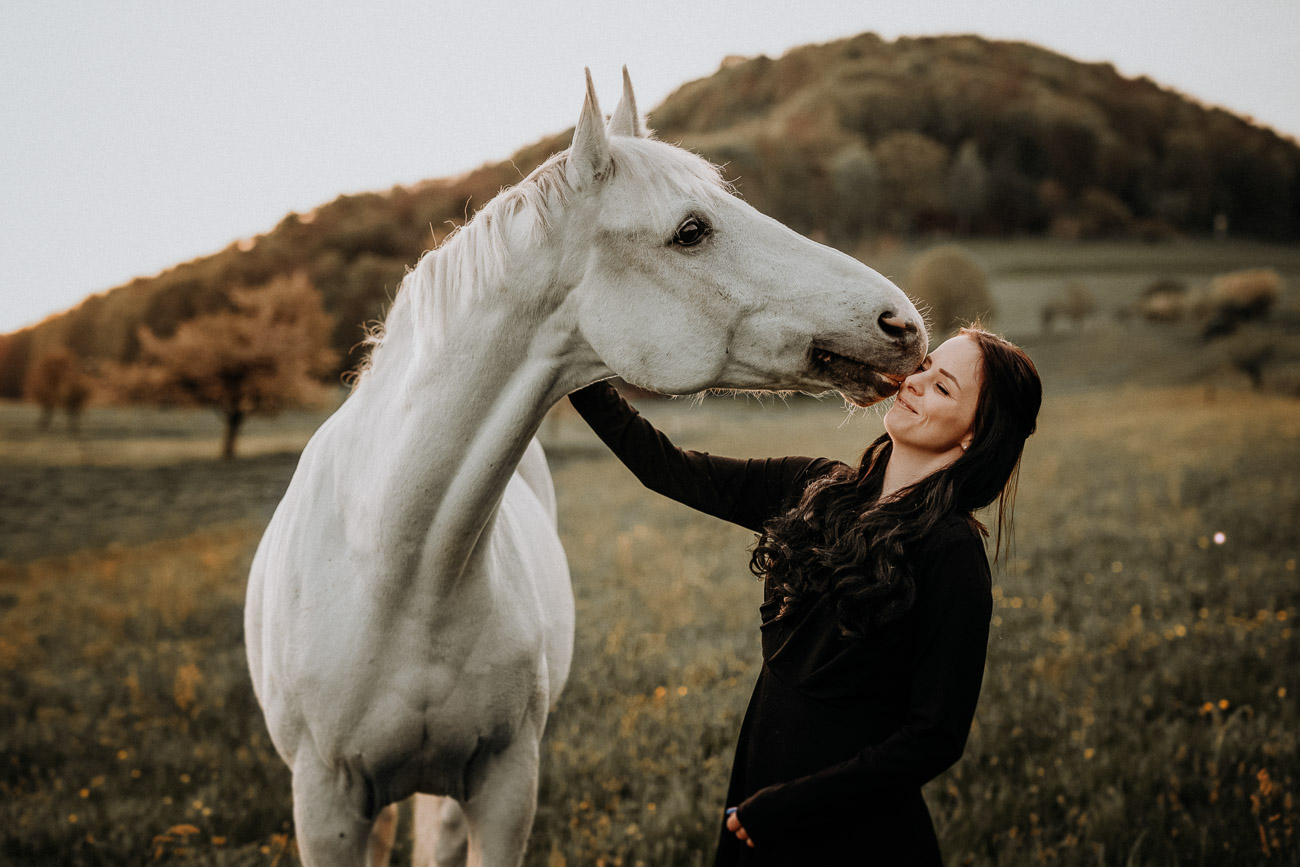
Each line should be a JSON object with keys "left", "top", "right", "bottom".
{"left": 4, "top": 32, "right": 1298, "bottom": 397}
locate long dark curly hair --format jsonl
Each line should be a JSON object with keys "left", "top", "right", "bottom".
{"left": 749, "top": 327, "right": 1042, "bottom": 637}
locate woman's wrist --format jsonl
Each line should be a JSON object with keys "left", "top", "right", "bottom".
{"left": 568, "top": 379, "right": 618, "bottom": 403}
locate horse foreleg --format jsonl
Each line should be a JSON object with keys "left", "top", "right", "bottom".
{"left": 461, "top": 722, "right": 542, "bottom": 867}
{"left": 291, "top": 754, "right": 382, "bottom": 867}
{"left": 412, "top": 793, "right": 469, "bottom": 867}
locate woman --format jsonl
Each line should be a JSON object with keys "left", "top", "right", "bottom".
{"left": 569, "top": 326, "right": 1041, "bottom": 865}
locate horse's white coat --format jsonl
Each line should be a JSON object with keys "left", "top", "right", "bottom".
{"left": 245, "top": 69, "right": 926, "bottom": 867}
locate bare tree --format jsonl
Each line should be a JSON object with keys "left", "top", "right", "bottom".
{"left": 116, "top": 272, "right": 338, "bottom": 459}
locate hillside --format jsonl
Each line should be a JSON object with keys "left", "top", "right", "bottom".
{"left": 3, "top": 32, "right": 1298, "bottom": 397}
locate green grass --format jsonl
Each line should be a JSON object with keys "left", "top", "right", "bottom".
{"left": 2, "top": 239, "right": 1299, "bottom": 865}
{"left": 537, "top": 385, "right": 1300, "bottom": 866}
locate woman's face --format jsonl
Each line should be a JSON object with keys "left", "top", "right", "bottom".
{"left": 883, "top": 334, "right": 983, "bottom": 455}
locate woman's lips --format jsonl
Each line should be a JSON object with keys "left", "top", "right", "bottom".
{"left": 896, "top": 395, "right": 917, "bottom": 413}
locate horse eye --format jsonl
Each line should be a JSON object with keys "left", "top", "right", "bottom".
{"left": 672, "top": 217, "right": 710, "bottom": 247}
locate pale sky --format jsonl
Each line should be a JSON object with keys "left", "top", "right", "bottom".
{"left": 2, "top": 0, "right": 1297, "bottom": 334}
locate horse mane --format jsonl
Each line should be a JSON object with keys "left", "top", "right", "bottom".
{"left": 353, "top": 136, "right": 728, "bottom": 385}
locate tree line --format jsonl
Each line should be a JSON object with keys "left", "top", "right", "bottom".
{"left": 3, "top": 32, "right": 1297, "bottom": 424}
{"left": 654, "top": 34, "right": 1298, "bottom": 244}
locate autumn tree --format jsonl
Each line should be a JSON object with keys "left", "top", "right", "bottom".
{"left": 116, "top": 272, "right": 337, "bottom": 459}
{"left": 23, "top": 346, "right": 92, "bottom": 432}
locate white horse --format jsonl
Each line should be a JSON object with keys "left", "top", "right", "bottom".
{"left": 244, "top": 69, "right": 927, "bottom": 867}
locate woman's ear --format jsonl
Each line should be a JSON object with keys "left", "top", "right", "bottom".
{"left": 961, "top": 432, "right": 973, "bottom": 452}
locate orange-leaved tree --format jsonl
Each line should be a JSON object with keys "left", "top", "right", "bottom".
{"left": 117, "top": 272, "right": 338, "bottom": 459}
{"left": 23, "top": 346, "right": 93, "bottom": 432}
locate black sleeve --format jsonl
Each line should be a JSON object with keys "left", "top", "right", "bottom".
{"left": 734, "top": 533, "right": 993, "bottom": 844}
{"left": 568, "top": 381, "right": 841, "bottom": 533}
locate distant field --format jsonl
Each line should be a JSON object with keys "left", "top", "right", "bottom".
{"left": 865, "top": 236, "right": 1300, "bottom": 338}
{"left": 2, "top": 240, "right": 1299, "bottom": 865}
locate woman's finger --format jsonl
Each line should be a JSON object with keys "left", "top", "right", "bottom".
{"left": 725, "top": 807, "right": 755, "bottom": 847}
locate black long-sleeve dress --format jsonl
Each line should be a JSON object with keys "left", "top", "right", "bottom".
{"left": 568, "top": 382, "right": 993, "bottom": 866}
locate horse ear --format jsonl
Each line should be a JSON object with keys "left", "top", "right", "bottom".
{"left": 566, "top": 68, "right": 611, "bottom": 189}
{"left": 607, "top": 66, "right": 645, "bottom": 138}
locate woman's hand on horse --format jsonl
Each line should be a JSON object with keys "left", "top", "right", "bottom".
{"left": 725, "top": 808, "right": 755, "bottom": 848}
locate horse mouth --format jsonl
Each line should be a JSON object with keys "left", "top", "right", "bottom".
{"left": 809, "top": 344, "right": 907, "bottom": 407}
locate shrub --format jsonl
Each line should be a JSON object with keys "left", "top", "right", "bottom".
{"left": 1210, "top": 268, "right": 1283, "bottom": 319}
{"left": 1135, "top": 278, "right": 1191, "bottom": 323}
{"left": 904, "top": 245, "right": 995, "bottom": 338}
{"left": 1203, "top": 268, "right": 1284, "bottom": 338}
{"left": 1077, "top": 187, "right": 1135, "bottom": 238}
{"left": 1229, "top": 343, "right": 1275, "bottom": 390}
{"left": 1041, "top": 281, "right": 1098, "bottom": 331}
{"left": 1212, "top": 325, "right": 1280, "bottom": 390}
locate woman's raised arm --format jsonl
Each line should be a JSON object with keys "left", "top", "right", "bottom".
{"left": 568, "top": 381, "right": 839, "bottom": 533}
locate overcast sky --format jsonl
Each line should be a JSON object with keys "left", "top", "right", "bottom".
{"left": 2, "top": 0, "right": 1297, "bottom": 333}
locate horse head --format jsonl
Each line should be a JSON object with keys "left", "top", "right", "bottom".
{"left": 561, "top": 69, "right": 927, "bottom": 405}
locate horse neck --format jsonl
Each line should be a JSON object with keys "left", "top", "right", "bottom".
{"left": 346, "top": 254, "right": 599, "bottom": 586}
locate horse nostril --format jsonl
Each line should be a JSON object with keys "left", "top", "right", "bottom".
{"left": 878, "top": 312, "right": 915, "bottom": 338}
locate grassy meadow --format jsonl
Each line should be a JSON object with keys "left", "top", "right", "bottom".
{"left": 2, "top": 240, "right": 1299, "bottom": 865}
